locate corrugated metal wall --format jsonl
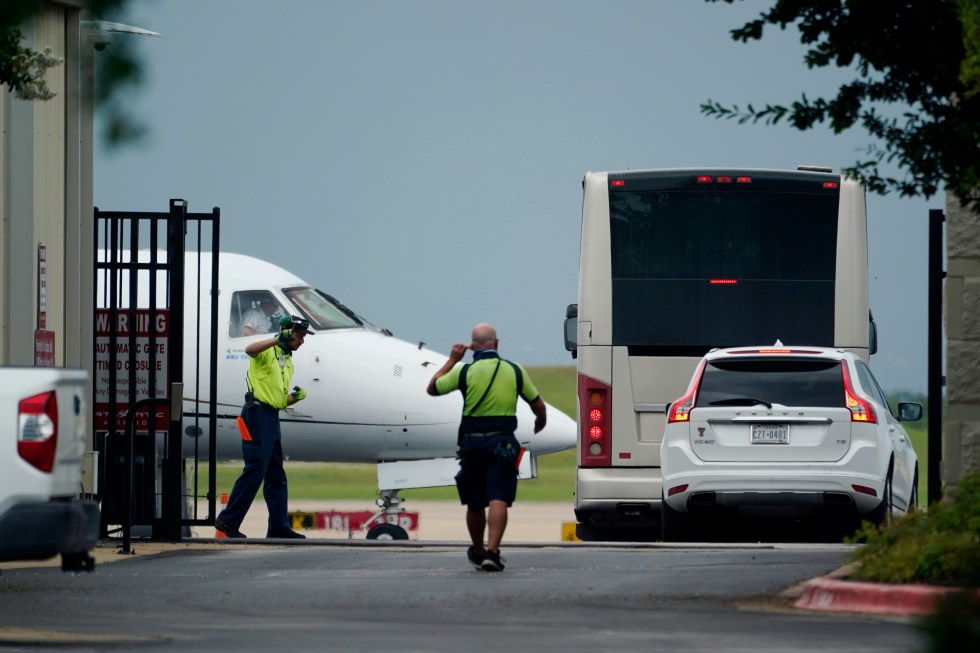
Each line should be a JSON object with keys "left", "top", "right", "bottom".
{"left": 0, "top": 18, "right": 38, "bottom": 365}
{"left": 35, "top": 3, "right": 68, "bottom": 365}
{"left": 0, "top": 2, "right": 85, "bottom": 368}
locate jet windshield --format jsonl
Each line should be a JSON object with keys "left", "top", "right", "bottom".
{"left": 283, "top": 286, "right": 362, "bottom": 331}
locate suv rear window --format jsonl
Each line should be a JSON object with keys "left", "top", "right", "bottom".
{"left": 696, "top": 359, "right": 844, "bottom": 408}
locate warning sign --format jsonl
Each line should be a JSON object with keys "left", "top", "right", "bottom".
{"left": 95, "top": 309, "right": 170, "bottom": 431}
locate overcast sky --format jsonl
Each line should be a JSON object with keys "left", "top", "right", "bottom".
{"left": 94, "top": 0, "right": 938, "bottom": 393}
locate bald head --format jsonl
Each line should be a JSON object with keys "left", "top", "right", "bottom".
{"left": 471, "top": 323, "right": 498, "bottom": 351}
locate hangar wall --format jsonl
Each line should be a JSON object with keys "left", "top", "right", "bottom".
{"left": 0, "top": 0, "right": 91, "bottom": 373}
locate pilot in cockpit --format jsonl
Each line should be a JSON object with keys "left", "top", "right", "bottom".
{"left": 242, "top": 298, "right": 280, "bottom": 336}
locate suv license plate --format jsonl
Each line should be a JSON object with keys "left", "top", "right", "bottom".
{"left": 751, "top": 424, "right": 788, "bottom": 444}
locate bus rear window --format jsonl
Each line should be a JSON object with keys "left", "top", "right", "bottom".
{"left": 609, "top": 188, "right": 838, "bottom": 350}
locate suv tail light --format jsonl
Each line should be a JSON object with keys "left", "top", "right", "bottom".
{"left": 578, "top": 373, "right": 611, "bottom": 467}
{"left": 841, "top": 362, "right": 877, "bottom": 423}
{"left": 667, "top": 360, "right": 706, "bottom": 423}
{"left": 18, "top": 391, "right": 59, "bottom": 473}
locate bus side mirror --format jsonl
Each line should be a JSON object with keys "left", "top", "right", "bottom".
{"left": 564, "top": 303, "right": 578, "bottom": 358}
{"left": 868, "top": 310, "right": 878, "bottom": 355}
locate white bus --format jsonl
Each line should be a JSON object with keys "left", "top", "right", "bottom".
{"left": 563, "top": 167, "right": 876, "bottom": 540}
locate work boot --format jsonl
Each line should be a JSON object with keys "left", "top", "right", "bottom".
{"left": 215, "top": 517, "right": 246, "bottom": 539}
{"left": 267, "top": 529, "right": 306, "bottom": 539}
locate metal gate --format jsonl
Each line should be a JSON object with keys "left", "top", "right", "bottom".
{"left": 94, "top": 199, "right": 220, "bottom": 546}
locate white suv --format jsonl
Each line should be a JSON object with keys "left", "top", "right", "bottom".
{"left": 660, "top": 344, "right": 922, "bottom": 541}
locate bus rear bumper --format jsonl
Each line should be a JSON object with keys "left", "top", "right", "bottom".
{"left": 574, "top": 467, "right": 663, "bottom": 528}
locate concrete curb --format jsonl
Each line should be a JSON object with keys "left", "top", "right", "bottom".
{"left": 794, "top": 576, "right": 970, "bottom": 616}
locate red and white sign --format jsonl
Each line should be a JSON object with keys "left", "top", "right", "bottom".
{"left": 289, "top": 510, "right": 420, "bottom": 535}
{"left": 34, "top": 329, "right": 55, "bottom": 367}
{"left": 95, "top": 309, "right": 170, "bottom": 431}
{"left": 37, "top": 244, "right": 47, "bottom": 330}
{"left": 33, "top": 244, "right": 55, "bottom": 367}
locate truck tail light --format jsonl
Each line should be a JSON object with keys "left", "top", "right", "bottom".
{"left": 578, "top": 373, "right": 611, "bottom": 467}
{"left": 18, "top": 391, "right": 59, "bottom": 473}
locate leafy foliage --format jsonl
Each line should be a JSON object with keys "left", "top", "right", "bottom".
{"left": 702, "top": 0, "right": 980, "bottom": 214}
{"left": 960, "top": 0, "right": 980, "bottom": 96}
{"left": 1, "top": 0, "right": 146, "bottom": 147}
{"left": 92, "top": 30, "right": 147, "bottom": 147}
{"left": 848, "top": 472, "right": 980, "bottom": 587}
{"left": 0, "top": 0, "right": 57, "bottom": 100}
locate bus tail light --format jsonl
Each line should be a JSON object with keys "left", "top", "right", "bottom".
{"left": 18, "top": 391, "right": 59, "bottom": 473}
{"left": 578, "top": 373, "right": 611, "bottom": 467}
{"left": 695, "top": 175, "right": 752, "bottom": 184}
{"left": 841, "top": 362, "right": 877, "bottom": 423}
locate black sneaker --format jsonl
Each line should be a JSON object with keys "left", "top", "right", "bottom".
{"left": 467, "top": 545, "right": 484, "bottom": 570}
{"left": 267, "top": 529, "right": 306, "bottom": 539}
{"left": 481, "top": 549, "right": 505, "bottom": 572}
{"left": 215, "top": 517, "right": 246, "bottom": 539}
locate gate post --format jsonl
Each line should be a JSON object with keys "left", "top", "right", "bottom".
{"left": 159, "top": 200, "right": 187, "bottom": 540}
{"left": 927, "top": 209, "right": 944, "bottom": 505}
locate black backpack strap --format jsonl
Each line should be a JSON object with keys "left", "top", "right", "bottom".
{"left": 463, "top": 359, "right": 501, "bottom": 416}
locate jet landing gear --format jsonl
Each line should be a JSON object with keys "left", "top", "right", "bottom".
{"left": 363, "top": 489, "right": 410, "bottom": 541}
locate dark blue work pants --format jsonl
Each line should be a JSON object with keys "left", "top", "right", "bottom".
{"left": 217, "top": 402, "right": 291, "bottom": 535}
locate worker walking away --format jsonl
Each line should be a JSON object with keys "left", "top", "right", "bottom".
{"left": 215, "top": 315, "right": 312, "bottom": 539}
{"left": 426, "top": 323, "right": 547, "bottom": 571}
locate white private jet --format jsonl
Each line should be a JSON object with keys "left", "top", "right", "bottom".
{"left": 99, "top": 250, "right": 576, "bottom": 539}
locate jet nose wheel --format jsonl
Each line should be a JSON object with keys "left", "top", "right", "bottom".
{"left": 366, "top": 523, "right": 409, "bottom": 541}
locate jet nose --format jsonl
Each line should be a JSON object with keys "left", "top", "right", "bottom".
{"left": 525, "top": 403, "right": 577, "bottom": 455}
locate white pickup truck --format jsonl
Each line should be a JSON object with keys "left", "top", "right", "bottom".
{"left": 0, "top": 368, "right": 99, "bottom": 572}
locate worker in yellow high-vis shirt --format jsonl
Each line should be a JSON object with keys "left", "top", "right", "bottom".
{"left": 427, "top": 323, "right": 547, "bottom": 571}
{"left": 215, "top": 315, "right": 312, "bottom": 539}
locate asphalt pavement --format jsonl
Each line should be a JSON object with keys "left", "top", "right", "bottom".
{"left": 0, "top": 543, "right": 925, "bottom": 653}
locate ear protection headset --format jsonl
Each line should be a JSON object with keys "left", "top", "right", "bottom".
{"left": 278, "top": 315, "right": 312, "bottom": 337}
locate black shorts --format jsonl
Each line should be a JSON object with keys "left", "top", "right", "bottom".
{"left": 455, "top": 433, "right": 521, "bottom": 510}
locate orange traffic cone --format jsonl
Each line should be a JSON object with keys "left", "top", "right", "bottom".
{"left": 215, "top": 492, "right": 229, "bottom": 538}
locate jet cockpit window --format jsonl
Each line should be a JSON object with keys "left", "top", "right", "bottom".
{"left": 230, "top": 291, "right": 285, "bottom": 337}
{"left": 283, "top": 286, "right": 361, "bottom": 331}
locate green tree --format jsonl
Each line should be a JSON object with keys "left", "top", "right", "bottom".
{"left": 1, "top": 0, "right": 146, "bottom": 147}
{"left": 701, "top": 0, "right": 980, "bottom": 214}
{"left": 960, "top": 0, "right": 980, "bottom": 96}
{"left": 0, "top": 0, "right": 57, "bottom": 100}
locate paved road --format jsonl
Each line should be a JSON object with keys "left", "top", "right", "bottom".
{"left": 0, "top": 542, "right": 924, "bottom": 652}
